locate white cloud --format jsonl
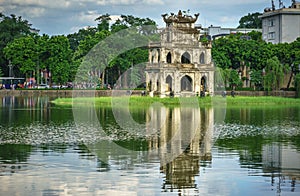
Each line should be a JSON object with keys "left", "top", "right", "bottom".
{"left": 220, "top": 16, "right": 239, "bottom": 23}
{"left": 0, "top": 0, "right": 271, "bottom": 34}
{"left": 96, "top": 0, "right": 137, "bottom": 5}
{"left": 19, "top": 7, "right": 46, "bottom": 18}
{"left": 77, "top": 10, "right": 99, "bottom": 23}
{"left": 142, "top": 0, "right": 164, "bottom": 5}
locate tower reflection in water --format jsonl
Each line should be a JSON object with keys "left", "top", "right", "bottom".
{"left": 146, "top": 106, "right": 214, "bottom": 193}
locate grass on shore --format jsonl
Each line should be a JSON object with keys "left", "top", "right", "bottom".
{"left": 52, "top": 96, "right": 300, "bottom": 108}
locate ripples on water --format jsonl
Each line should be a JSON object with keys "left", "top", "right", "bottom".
{"left": 0, "top": 96, "right": 300, "bottom": 195}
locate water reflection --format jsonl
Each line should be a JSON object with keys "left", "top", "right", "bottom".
{"left": 0, "top": 96, "right": 300, "bottom": 195}
{"left": 145, "top": 106, "right": 214, "bottom": 193}
{"left": 0, "top": 96, "right": 72, "bottom": 127}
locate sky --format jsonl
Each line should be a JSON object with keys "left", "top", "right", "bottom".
{"left": 0, "top": 0, "right": 295, "bottom": 35}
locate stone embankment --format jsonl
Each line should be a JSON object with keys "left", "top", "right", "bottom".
{"left": 0, "top": 89, "right": 296, "bottom": 98}
{"left": 0, "top": 89, "right": 142, "bottom": 97}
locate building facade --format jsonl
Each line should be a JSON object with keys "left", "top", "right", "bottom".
{"left": 260, "top": 1, "right": 300, "bottom": 44}
{"left": 200, "top": 25, "right": 261, "bottom": 40}
{"left": 145, "top": 11, "right": 215, "bottom": 97}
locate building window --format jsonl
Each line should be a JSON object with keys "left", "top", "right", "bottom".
{"left": 200, "top": 52, "right": 205, "bottom": 64}
{"left": 181, "top": 52, "right": 191, "bottom": 64}
{"left": 268, "top": 32, "right": 275, "bottom": 39}
{"left": 166, "top": 52, "right": 172, "bottom": 63}
{"left": 268, "top": 19, "right": 274, "bottom": 27}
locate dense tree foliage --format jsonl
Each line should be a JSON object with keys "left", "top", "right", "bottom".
{"left": 0, "top": 13, "right": 35, "bottom": 76}
{"left": 212, "top": 32, "right": 300, "bottom": 90}
{"left": 2, "top": 12, "right": 157, "bottom": 88}
{"left": 237, "top": 12, "right": 262, "bottom": 28}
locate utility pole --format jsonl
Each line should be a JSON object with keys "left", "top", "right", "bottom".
{"left": 8, "top": 60, "right": 13, "bottom": 87}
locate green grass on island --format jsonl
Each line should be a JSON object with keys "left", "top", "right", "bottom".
{"left": 52, "top": 96, "right": 300, "bottom": 108}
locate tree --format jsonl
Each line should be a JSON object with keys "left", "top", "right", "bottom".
{"left": 3, "top": 35, "right": 38, "bottom": 78}
{"left": 46, "top": 35, "right": 73, "bottom": 85}
{"left": 237, "top": 12, "right": 262, "bottom": 29}
{"left": 72, "top": 30, "right": 112, "bottom": 86}
{"left": 250, "top": 70, "right": 263, "bottom": 90}
{"left": 264, "top": 56, "right": 284, "bottom": 91}
{"left": 0, "top": 13, "right": 35, "bottom": 76}
{"left": 67, "top": 27, "right": 97, "bottom": 51}
{"left": 229, "top": 69, "right": 242, "bottom": 89}
{"left": 217, "top": 68, "right": 231, "bottom": 88}
{"left": 95, "top": 14, "right": 111, "bottom": 31}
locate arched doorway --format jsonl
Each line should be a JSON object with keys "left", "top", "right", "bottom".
{"left": 181, "top": 52, "right": 191, "bottom": 64}
{"left": 201, "top": 76, "right": 207, "bottom": 92}
{"left": 181, "top": 75, "right": 193, "bottom": 91}
{"left": 166, "top": 52, "right": 172, "bottom": 63}
{"left": 166, "top": 75, "right": 172, "bottom": 91}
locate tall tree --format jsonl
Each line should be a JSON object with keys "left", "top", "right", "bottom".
{"left": 238, "top": 12, "right": 262, "bottom": 29}
{"left": 264, "top": 56, "right": 284, "bottom": 91}
{"left": 0, "top": 13, "right": 36, "bottom": 76}
{"left": 67, "top": 27, "right": 97, "bottom": 51}
{"left": 250, "top": 70, "right": 263, "bottom": 90}
{"left": 229, "top": 69, "right": 242, "bottom": 89}
{"left": 95, "top": 14, "right": 111, "bottom": 31}
{"left": 3, "top": 35, "right": 38, "bottom": 78}
{"left": 46, "top": 35, "right": 73, "bottom": 85}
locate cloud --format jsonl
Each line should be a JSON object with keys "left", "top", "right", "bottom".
{"left": 142, "top": 0, "right": 164, "bottom": 5}
{"left": 220, "top": 16, "right": 240, "bottom": 24}
{"left": 0, "top": 0, "right": 271, "bottom": 35}
{"left": 18, "top": 7, "right": 46, "bottom": 18}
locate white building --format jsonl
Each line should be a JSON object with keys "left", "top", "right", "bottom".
{"left": 260, "top": 1, "right": 300, "bottom": 44}
{"left": 200, "top": 25, "right": 261, "bottom": 40}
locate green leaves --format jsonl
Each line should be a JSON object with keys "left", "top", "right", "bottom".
{"left": 264, "top": 56, "right": 284, "bottom": 91}
{"left": 238, "top": 12, "right": 262, "bottom": 28}
{"left": 3, "top": 36, "right": 38, "bottom": 75}
{"left": 0, "top": 13, "right": 34, "bottom": 76}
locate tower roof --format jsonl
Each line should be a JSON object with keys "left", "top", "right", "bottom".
{"left": 162, "top": 10, "right": 199, "bottom": 24}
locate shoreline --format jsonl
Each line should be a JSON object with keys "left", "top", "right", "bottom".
{"left": 0, "top": 89, "right": 297, "bottom": 98}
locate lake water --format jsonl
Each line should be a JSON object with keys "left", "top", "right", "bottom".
{"left": 0, "top": 96, "right": 300, "bottom": 196}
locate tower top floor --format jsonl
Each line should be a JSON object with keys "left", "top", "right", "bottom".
{"left": 161, "top": 10, "right": 200, "bottom": 34}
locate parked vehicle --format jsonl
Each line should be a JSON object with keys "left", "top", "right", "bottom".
{"left": 37, "top": 84, "right": 49, "bottom": 89}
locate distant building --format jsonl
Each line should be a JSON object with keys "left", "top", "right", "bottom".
{"left": 199, "top": 25, "right": 261, "bottom": 40}
{"left": 260, "top": 1, "right": 300, "bottom": 44}
{"left": 145, "top": 10, "right": 214, "bottom": 97}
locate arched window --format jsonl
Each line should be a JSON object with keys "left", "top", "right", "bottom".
{"left": 152, "top": 49, "right": 158, "bottom": 63}
{"left": 166, "top": 52, "right": 172, "bottom": 63}
{"left": 151, "top": 51, "right": 155, "bottom": 63}
{"left": 200, "top": 52, "right": 205, "bottom": 64}
{"left": 166, "top": 75, "right": 172, "bottom": 91}
{"left": 158, "top": 50, "right": 160, "bottom": 63}
{"left": 181, "top": 52, "right": 191, "bottom": 64}
{"left": 181, "top": 75, "right": 193, "bottom": 91}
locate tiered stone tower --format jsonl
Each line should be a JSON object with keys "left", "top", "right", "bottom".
{"left": 145, "top": 10, "right": 215, "bottom": 97}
